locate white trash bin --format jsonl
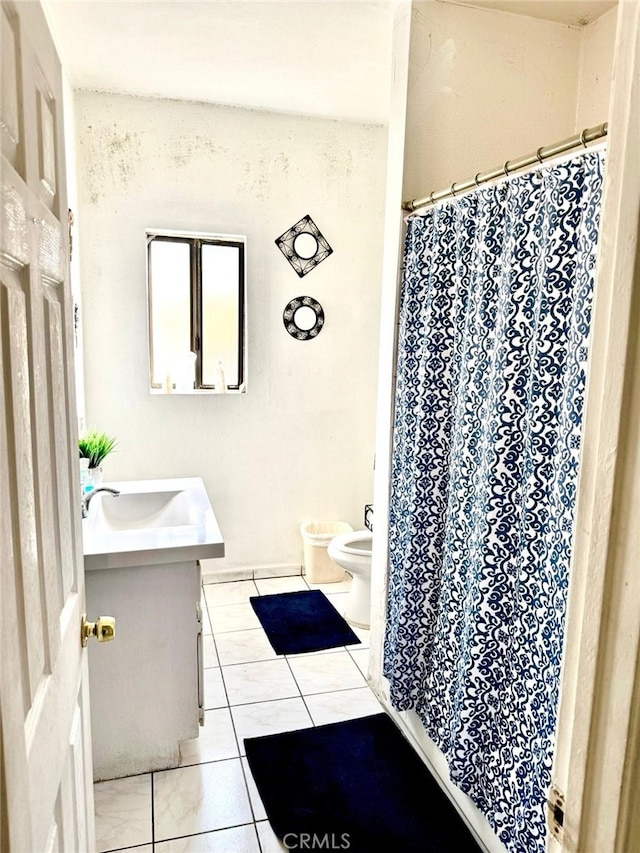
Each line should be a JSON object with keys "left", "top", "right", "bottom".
{"left": 300, "top": 521, "right": 353, "bottom": 583}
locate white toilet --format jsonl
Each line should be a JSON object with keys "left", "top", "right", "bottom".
{"left": 327, "top": 529, "right": 373, "bottom": 629}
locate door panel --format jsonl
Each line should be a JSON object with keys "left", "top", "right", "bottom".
{"left": 45, "top": 280, "right": 74, "bottom": 601}
{"left": 35, "top": 77, "right": 57, "bottom": 212}
{"left": 2, "top": 263, "right": 46, "bottom": 704}
{"left": 0, "top": 3, "right": 22, "bottom": 174}
{"left": 0, "top": 2, "right": 95, "bottom": 851}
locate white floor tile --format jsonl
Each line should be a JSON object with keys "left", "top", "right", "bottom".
{"left": 215, "top": 628, "right": 278, "bottom": 666}
{"left": 323, "top": 590, "right": 350, "bottom": 609}
{"left": 154, "top": 759, "right": 252, "bottom": 841}
{"left": 202, "top": 635, "right": 218, "bottom": 668}
{"left": 201, "top": 607, "right": 213, "bottom": 636}
{"left": 210, "top": 602, "right": 261, "bottom": 633}
{"left": 154, "top": 823, "right": 260, "bottom": 852}
{"left": 348, "top": 647, "right": 371, "bottom": 677}
{"left": 285, "top": 645, "right": 344, "bottom": 658}
{"left": 231, "top": 697, "right": 312, "bottom": 756}
{"left": 241, "top": 757, "right": 267, "bottom": 821}
{"left": 179, "top": 708, "right": 239, "bottom": 766}
{"left": 204, "top": 580, "right": 259, "bottom": 607}
{"left": 288, "top": 650, "right": 366, "bottom": 695}
{"left": 304, "top": 687, "right": 382, "bottom": 726}
{"left": 94, "top": 774, "right": 152, "bottom": 853}
{"left": 305, "top": 576, "right": 352, "bottom": 593}
{"left": 254, "top": 576, "right": 308, "bottom": 595}
{"left": 202, "top": 667, "right": 228, "bottom": 710}
{"left": 256, "top": 820, "right": 288, "bottom": 852}
{"left": 347, "top": 624, "right": 370, "bottom": 647}
{"left": 223, "top": 659, "right": 300, "bottom": 705}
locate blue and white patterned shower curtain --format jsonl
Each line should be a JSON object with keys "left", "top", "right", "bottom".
{"left": 383, "top": 149, "right": 605, "bottom": 853}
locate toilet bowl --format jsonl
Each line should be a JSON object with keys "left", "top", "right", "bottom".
{"left": 327, "top": 529, "right": 372, "bottom": 629}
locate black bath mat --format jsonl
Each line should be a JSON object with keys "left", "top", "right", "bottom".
{"left": 249, "top": 589, "right": 360, "bottom": 654}
{"left": 244, "top": 712, "right": 484, "bottom": 853}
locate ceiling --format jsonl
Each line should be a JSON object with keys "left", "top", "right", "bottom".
{"left": 43, "top": 0, "right": 618, "bottom": 126}
{"left": 43, "top": 0, "right": 396, "bottom": 125}
{"left": 444, "top": 0, "right": 617, "bottom": 26}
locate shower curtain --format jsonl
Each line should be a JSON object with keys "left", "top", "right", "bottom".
{"left": 383, "top": 149, "right": 605, "bottom": 853}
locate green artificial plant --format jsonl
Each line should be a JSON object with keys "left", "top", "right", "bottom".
{"left": 78, "top": 430, "right": 117, "bottom": 469}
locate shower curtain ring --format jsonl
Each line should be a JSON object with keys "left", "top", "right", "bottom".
{"left": 580, "top": 129, "right": 588, "bottom": 148}
{"left": 503, "top": 161, "right": 510, "bottom": 176}
{"left": 450, "top": 183, "right": 457, "bottom": 197}
{"left": 429, "top": 192, "right": 436, "bottom": 206}
{"left": 474, "top": 173, "right": 482, "bottom": 187}
{"left": 536, "top": 147, "right": 545, "bottom": 163}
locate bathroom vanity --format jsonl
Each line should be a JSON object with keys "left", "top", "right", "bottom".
{"left": 82, "top": 478, "right": 224, "bottom": 781}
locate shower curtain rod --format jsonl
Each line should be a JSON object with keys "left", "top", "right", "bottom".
{"left": 402, "top": 121, "right": 608, "bottom": 213}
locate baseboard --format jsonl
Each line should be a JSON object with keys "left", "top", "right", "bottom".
{"left": 201, "top": 562, "right": 303, "bottom": 584}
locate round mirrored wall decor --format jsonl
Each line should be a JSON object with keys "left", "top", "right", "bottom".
{"left": 283, "top": 296, "right": 325, "bottom": 341}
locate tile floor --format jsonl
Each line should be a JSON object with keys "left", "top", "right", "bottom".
{"left": 94, "top": 573, "right": 382, "bottom": 852}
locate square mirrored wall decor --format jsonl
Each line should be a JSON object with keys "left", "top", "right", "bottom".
{"left": 275, "top": 214, "right": 333, "bottom": 277}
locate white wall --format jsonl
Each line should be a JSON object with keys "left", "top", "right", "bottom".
{"left": 401, "top": 1, "right": 582, "bottom": 203}
{"left": 575, "top": 6, "right": 618, "bottom": 129}
{"left": 75, "top": 91, "right": 387, "bottom": 574}
{"left": 369, "top": 3, "right": 616, "bottom": 852}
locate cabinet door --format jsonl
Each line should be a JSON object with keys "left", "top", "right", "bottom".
{"left": 86, "top": 561, "right": 201, "bottom": 780}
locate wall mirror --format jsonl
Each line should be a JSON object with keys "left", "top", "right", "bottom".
{"left": 147, "top": 230, "right": 246, "bottom": 393}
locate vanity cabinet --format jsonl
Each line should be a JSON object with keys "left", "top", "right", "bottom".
{"left": 85, "top": 559, "right": 203, "bottom": 781}
{"left": 81, "top": 477, "right": 224, "bottom": 781}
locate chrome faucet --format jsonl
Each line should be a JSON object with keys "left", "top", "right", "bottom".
{"left": 82, "top": 487, "right": 121, "bottom": 518}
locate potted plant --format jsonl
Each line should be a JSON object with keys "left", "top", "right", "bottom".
{"left": 78, "top": 430, "right": 117, "bottom": 488}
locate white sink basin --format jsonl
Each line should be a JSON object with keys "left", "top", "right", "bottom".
{"left": 89, "top": 489, "right": 197, "bottom": 531}
{"left": 83, "top": 477, "right": 225, "bottom": 569}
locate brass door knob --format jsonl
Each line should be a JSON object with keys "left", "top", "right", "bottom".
{"left": 81, "top": 614, "right": 116, "bottom": 647}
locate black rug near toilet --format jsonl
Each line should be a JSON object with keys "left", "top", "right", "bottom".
{"left": 244, "top": 713, "right": 484, "bottom": 853}
{"left": 249, "top": 590, "right": 360, "bottom": 655}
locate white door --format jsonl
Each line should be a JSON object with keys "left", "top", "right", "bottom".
{"left": 0, "top": 2, "right": 96, "bottom": 851}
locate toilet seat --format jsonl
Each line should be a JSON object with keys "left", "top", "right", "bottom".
{"left": 330, "top": 529, "right": 372, "bottom": 557}
{"left": 327, "top": 529, "right": 373, "bottom": 628}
